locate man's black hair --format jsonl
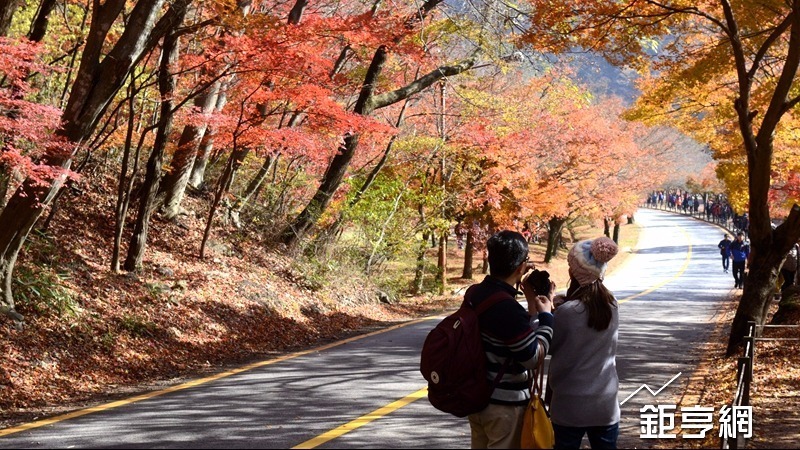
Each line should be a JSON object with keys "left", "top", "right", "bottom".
{"left": 487, "top": 230, "right": 528, "bottom": 278}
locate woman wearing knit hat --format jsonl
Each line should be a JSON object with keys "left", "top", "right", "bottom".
{"left": 548, "top": 236, "right": 620, "bottom": 449}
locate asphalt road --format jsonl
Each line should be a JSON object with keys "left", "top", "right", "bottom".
{"left": 0, "top": 209, "right": 734, "bottom": 448}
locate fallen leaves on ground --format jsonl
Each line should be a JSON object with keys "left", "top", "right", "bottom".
{"left": 0, "top": 192, "right": 461, "bottom": 428}
{"left": 671, "top": 295, "right": 800, "bottom": 449}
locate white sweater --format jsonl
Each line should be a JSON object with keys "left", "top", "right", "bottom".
{"left": 548, "top": 299, "right": 620, "bottom": 427}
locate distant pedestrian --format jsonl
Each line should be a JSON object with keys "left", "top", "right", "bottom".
{"left": 718, "top": 234, "right": 732, "bottom": 274}
{"left": 780, "top": 241, "right": 800, "bottom": 292}
{"left": 729, "top": 232, "right": 750, "bottom": 289}
{"left": 549, "top": 237, "right": 620, "bottom": 449}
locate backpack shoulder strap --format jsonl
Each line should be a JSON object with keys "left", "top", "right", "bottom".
{"left": 468, "top": 288, "right": 515, "bottom": 316}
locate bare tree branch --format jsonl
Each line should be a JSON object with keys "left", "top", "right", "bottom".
{"left": 369, "top": 56, "right": 478, "bottom": 110}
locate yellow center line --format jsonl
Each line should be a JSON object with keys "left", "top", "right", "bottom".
{"left": 292, "top": 225, "right": 695, "bottom": 448}
{"left": 2, "top": 223, "right": 694, "bottom": 444}
{"left": 0, "top": 317, "right": 437, "bottom": 438}
{"left": 618, "top": 225, "right": 692, "bottom": 304}
{"left": 291, "top": 388, "right": 429, "bottom": 449}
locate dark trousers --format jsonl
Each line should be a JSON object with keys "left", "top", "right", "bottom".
{"left": 732, "top": 261, "right": 746, "bottom": 287}
{"left": 553, "top": 422, "right": 619, "bottom": 449}
{"left": 722, "top": 254, "right": 729, "bottom": 270}
{"left": 780, "top": 268, "right": 796, "bottom": 291}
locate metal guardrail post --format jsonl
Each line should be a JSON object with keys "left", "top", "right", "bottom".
{"left": 743, "top": 322, "right": 756, "bottom": 407}
{"left": 740, "top": 322, "right": 757, "bottom": 449}
{"left": 722, "top": 322, "right": 758, "bottom": 449}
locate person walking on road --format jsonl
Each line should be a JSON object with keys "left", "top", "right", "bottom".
{"left": 549, "top": 236, "right": 620, "bottom": 449}
{"left": 729, "top": 232, "right": 750, "bottom": 289}
{"left": 718, "top": 234, "right": 732, "bottom": 273}
{"left": 467, "top": 230, "right": 555, "bottom": 449}
{"left": 780, "top": 241, "right": 800, "bottom": 292}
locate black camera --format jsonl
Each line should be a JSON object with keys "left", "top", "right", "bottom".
{"left": 525, "top": 269, "right": 551, "bottom": 296}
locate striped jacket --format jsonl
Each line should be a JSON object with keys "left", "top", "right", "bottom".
{"left": 472, "top": 276, "right": 554, "bottom": 406}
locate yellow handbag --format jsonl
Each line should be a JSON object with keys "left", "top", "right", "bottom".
{"left": 520, "top": 351, "right": 554, "bottom": 449}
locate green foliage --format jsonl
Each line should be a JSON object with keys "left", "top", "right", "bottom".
{"left": 6, "top": 1, "right": 37, "bottom": 38}
{"left": 145, "top": 282, "right": 169, "bottom": 301}
{"left": 637, "top": 36, "right": 661, "bottom": 54}
{"left": 12, "top": 229, "right": 80, "bottom": 317}
{"left": 287, "top": 256, "right": 334, "bottom": 292}
{"left": 13, "top": 265, "right": 79, "bottom": 317}
{"left": 371, "top": 271, "right": 409, "bottom": 299}
{"left": 119, "top": 314, "right": 157, "bottom": 337}
{"left": 238, "top": 157, "right": 316, "bottom": 238}
{"left": 344, "top": 174, "right": 419, "bottom": 269}
{"left": 100, "top": 331, "right": 117, "bottom": 350}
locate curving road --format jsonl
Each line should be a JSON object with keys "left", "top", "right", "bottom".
{"left": 0, "top": 209, "right": 734, "bottom": 448}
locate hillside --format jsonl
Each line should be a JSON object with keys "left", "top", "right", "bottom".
{"left": 0, "top": 184, "right": 639, "bottom": 427}
{"left": 0, "top": 188, "right": 455, "bottom": 425}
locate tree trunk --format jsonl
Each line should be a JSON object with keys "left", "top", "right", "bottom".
{"left": 0, "top": 168, "right": 10, "bottom": 209}
{"left": 613, "top": 222, "right": 620, "bottom": 244}
{"left": 0, "top": 0, "right": 19, "bottom": 37}
{"left": 279, "top": 46, "right": 387, "bottom": 246}
{"left": 462, "top": 226, "right": 474, "bottom": 279}
{"left": 628, "top": 214, "right": 635, "bottom": 225}
{"left": 0, "top": 185, "right": 51, "bottom": 322}
{"left": 158, "top": 81, "right": 221, "bottom": 219}
{"left": 229, "top": 152, "right": 278, "bottom": 227}
{"left": 160, "top": 0, "right": 257, "bottom": 211}
{"left": 28, "top": 0, "right": 57, "bottom": 42}
{"left": 724, "top": 5, "right": 800, "bottom": 352}
{"left": 365, "top": 190, "right": 403, "bottom": 275}
{"left": 112, "top": 81, "right": 144, "bottom": 272}
{"left": 728, "top": 204, "right": 800, "bottom": 354}
{"left": 603, "top": 217, "right": 611, "bottom": 238}
{"left": 287, "top": 0, "right": 307, "bottom": 24}
{"left": 37, "top": 184, "right": 67, "bottom": 232}
{"left": 0, "top": 0, "right": 187, "bottom": 320}
{"left": 772, "top": 285, "right": 800, "bottom": 325}
{"left": 545, "top": 216, "right": 566, "bottom": 263}
{"left": 437, "top": 234, "right": 447, "bottom": 295}
{"left": 200, "top": 146, "right": 250, "bottom": 258}
{"left": 312, "top": 96, "right": 409, "bottom": 250}
{"left": 188, "top": 87, "right": 227, "bottom": 189}
{"left": 413, "top": 231, "right": 429, "bottom": 295}
{"left": 279, "top": 47, "right": 477, "bottom": 247}
{"left": 123, "top": 22, "right": 183, "bottom": 271}
{"left": 727, "top": 258, "right": 781, "bottom": 350}
{"left": 347, "top": 97, "right": 409, "bottom": 208}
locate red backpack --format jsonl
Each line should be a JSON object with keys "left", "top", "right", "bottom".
{"left": 420, "top": 286, "right": 513, "bottom": 417}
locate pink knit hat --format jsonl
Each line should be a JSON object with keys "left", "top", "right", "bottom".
{"left": 567, "top": 237, "right": 619, "bottom": 286}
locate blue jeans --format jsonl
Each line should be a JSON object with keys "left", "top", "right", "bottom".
{"left": 722, "top": 254, "right": 729, "bottom": 270}
{"left": 553, "top": 422, "right": 619, "bottom": 449}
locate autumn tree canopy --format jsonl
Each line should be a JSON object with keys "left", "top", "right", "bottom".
{"left": 0, "top": 0, "right": 683, "bottom": 325}
{"left": 516, "top": 0, "right": 800, "bottom": 351}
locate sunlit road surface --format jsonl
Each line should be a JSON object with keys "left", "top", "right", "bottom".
{"left": 0, "top": 209, "right": 733, "bottom": 448}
